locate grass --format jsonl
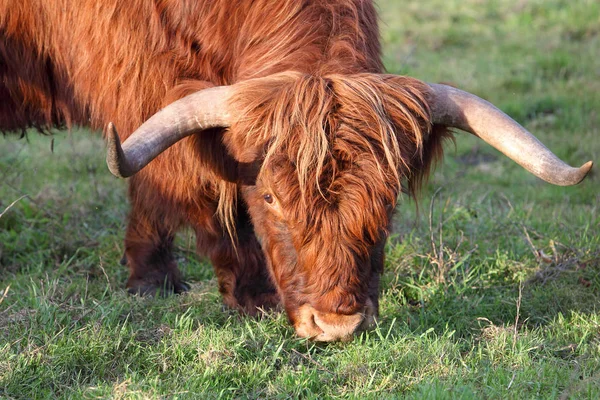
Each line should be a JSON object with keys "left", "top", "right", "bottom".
{"left": 1, "top": 0, "right": 599, "bottom": 398}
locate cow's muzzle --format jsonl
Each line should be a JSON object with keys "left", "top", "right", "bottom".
{"left": 293, "top": 300, "right": 376, "bottom": 342}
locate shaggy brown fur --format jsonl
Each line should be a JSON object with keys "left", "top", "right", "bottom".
{"left": 1, "top": 0, "right": 450, "bottom": 328}
{"left": 229, "top": 73, "right": 448, "bottom": 318}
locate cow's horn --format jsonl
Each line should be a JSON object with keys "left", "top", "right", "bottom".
{"left": 427, "top": 83, "right": 592, "bottom": 186}
{"left": 106, "top": 86, "right": 233, "bottom": 178}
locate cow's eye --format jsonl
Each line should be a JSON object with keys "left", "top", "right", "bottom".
{"left": 263, "top": 194, "right": 274, "bottom": 204}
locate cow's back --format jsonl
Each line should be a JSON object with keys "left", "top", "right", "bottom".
{"left": 1, "top": 0, "right": 382, "bottom": 136}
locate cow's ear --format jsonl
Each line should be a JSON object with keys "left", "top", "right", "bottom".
{"left": 166, "top": 81, "right": 264, "bottom": 185}
{"left": 184, "top": 127, "right": 261, "bottom": 186}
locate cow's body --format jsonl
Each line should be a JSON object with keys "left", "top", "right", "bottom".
{"left": 1, "top": 0, "right": 591, "bottom": 341}
{"left": 1, "top": 0, "right": 383, "bottom": 308}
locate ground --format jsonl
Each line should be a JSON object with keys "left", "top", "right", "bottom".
{"left": 1, "top": 0, "right": 599, "bottom": 398}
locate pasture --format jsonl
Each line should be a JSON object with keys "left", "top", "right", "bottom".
{"left": 1, "top": 0, "right": 599, "bottom": 398}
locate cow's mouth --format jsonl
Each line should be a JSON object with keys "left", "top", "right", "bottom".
{"left": 292, "top": 299, "right": 377, "bottom": 342}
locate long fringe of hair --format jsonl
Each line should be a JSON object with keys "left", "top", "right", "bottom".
{"left": 228, "top": 72, "right": 444, "bottom": 198}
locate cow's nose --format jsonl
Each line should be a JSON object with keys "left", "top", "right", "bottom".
{"left": 293, "top": 303, "right": 375, "bottom": 342}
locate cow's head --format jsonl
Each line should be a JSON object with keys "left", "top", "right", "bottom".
{"left": 106, "top": 72, "right": 592, "bottom": 341}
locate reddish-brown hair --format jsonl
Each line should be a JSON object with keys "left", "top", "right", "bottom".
{"left": 1, "top": 0, "right": 449, "bottom": 320}
{"left": 226, "top": 72, "right": 448, "bottom": 314}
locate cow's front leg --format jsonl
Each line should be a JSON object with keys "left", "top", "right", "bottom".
{"left": 195, "top": 205, "right": 280, "bottom": 315}
{"left": 123, "top": 178, "right": 188, "bottom": 296}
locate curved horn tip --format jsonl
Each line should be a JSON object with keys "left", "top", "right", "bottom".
{"left": 575, "top": 160, "right": 593, "bottom": 184}
{"left": 105, "top": 122, "right": 132, "bottom": 179}
{"left": 557, "top": 160, "right": 593, "bottom": 186}
{"left": 544, "top": 160, "right": 593, "bottom": 186}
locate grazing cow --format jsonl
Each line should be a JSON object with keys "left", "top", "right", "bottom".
{"left": 1, "top": 0, "right": 592, "bottom": 341}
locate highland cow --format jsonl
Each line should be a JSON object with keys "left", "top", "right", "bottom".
{"left": 1, "top": 0, "right": 591, "bottom": 341}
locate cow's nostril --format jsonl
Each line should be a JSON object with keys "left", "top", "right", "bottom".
{"left": 293, "top": 304, "right": 324, "bottom": 339}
